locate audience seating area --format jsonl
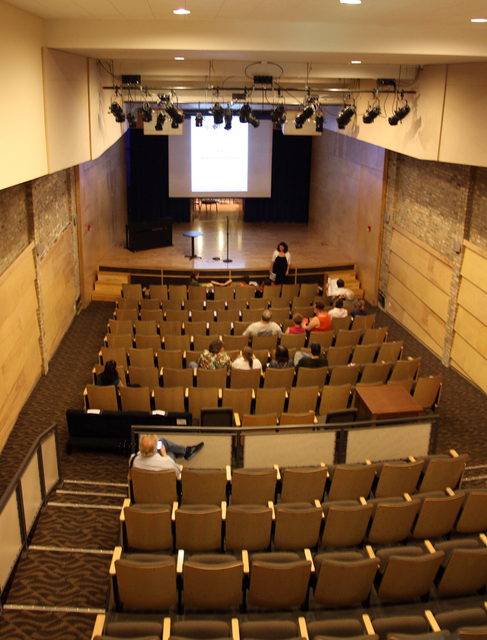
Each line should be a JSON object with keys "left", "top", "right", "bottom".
{"left": 88, "top": 449, "right": 487, "bottom": 640}
{"left": 82, "top": 282, "right": 442, "bottom": 425}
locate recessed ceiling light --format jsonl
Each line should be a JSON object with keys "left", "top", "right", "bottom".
{"left": 174, "top": 57, "right": 185, "bottom": 61}
{"left": 173, "top": 7, "right": 190, "bottom": 15}
{"left": 340, "top": 0, "right": 362, "bottom": 4}
{"left": 471, "top": 18, "right": 487, "bottom": 22}
{"left": 351, "top": 60, "right": 362, "bottom": 64}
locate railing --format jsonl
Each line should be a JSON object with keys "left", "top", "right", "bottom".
{"left": 131, "top": 413, "right": 440, "bottom": 469}
{"left": 0, "top": 424, "right": 60, "bottom": 604}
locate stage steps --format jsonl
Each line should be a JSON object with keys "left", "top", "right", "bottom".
{"left": 92, "top": 271, "right": 129, "bottom": 301}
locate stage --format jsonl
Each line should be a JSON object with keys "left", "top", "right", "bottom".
{"left": 99, "top": 219, "right": 352, "bottom": 272}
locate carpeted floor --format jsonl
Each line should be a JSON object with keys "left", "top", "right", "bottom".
{"left": 0, "top": 299, "right": 486, "bottom": 639}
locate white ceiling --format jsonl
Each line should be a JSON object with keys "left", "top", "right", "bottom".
{"left": 5, "top": 0, "right": 487, "bottom": 103}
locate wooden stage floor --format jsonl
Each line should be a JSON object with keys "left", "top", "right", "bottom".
{"left": 100, "top": 219, "right": 353, "bottom": 273}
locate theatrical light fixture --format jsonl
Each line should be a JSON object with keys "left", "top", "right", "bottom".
{"left": 210, "top": 102, "right": 224, "bottom": 125}
{"left": 159, "top": 94, "right": 185, "bottom": 125}
{"left": 363, "top": 104, "right": 381, "bottom": 124}
{"left": 389, "top": 103, "right": 410, "bottom": 125}
{"left": 140, "top": 102, "right": 153, "bottom": 123}
{"left": 126, "top": 112, "right": 137, "bottom": 128}
{"left": 336, "top": 102, "right": 356, "bottom": 129}
{"left": 239, "top": 103, "right": 260, "bottom": 127}
{"left": 155, "top": 112, "right": 166, "bottom": 130}
{"left": 195, "top": 111, "right": 203, "bottom": 127}
{"left": 109, "top": 101, "right": 125, "bottom": 123}
{"left": 270, "top": 104, "right": 287, "bottom": 127}
{"left": 315, "top": 110, "right": 324, "bottom": 132}
{"left": 295, "top": 104, "right": 315, "bottom": 128}
{"left": 224, "top": 108, "right": 233, "bottom": 130}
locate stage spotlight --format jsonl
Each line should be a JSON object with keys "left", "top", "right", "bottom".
{"left": 211, "top": 102, "right": 224, "bottom": 125}
{"left": 195, "top": 111, "right": 203, "bottom": 127}
{"left": 109, "top": 102, "right": 125, "bottom": 123}
{"left": 270, "top": 104, "right": 287, "bottom": 127}
{"left": 336, "top": 104, "right": 356, "bottom": 129}
{"left": 315, "top": 110, "right": 324, "bottom": 132}
{"left": 295, "top": 104, "right": 314, "bottom": 128}
{"left": 165, "top": 100, "right": 184, "bottom": 125}
{"left": 140, "top": 102, "right": 153, "bottom": 123}
{"left": 239, "top": 103, "right": 260, "bottom": 127}
{"left": 171, "top": 119, "right": 180, "bottom": 129}
{"left": 155, "top": 112, "right": 166, "bottom": 130}
{"left": 224, "top": 108, "right": 233, "bottom": 130}
{"left": 126, "top": 112, "right": 137, "bottom": 128}
{"left": 363, "top": 105, "right": 381, "bottom": 124}
{"left": 389, "top": 103, "right": 410, "bottom": 125}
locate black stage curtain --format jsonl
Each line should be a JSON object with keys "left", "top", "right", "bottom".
{"left": 127, "top": 129, "right": 190, "bottom": 224}
{"left": 244, "top": 130, "right": 312, "bottom": 223}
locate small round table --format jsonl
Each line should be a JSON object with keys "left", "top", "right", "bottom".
{"left": 183, "top": 230, "right": 203, "bottom": 259}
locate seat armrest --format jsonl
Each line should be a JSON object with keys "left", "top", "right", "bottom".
{"left": 177, "top": 549, "right": 184, "bottom": 574}
{"left": 425, "top": 540, "right": 435, "bottom": 554}
{"left": 425, "top": 610, "right": 441, "bottom": 632}
{"left": 91, "top": 614, "right": 105, "bottom": 640}
{"left": 163, "top": 618, "right": 171, "bottom": 640}
{"left": 120, "top": 498, "right": 130, "bottom": 522}
{"left": 232, "top": 618, "right": 240, "bottom": 640}
{"left": 298, "top": 618, "right": 309, "bottom": 640}
{"left": 242, "top": 549, "right": 249, "bottom": 574}
{"left": 362, "top": 615, "right": 375, "bottom": 636}
{"left": 110, "top": 546, "right": 122, "bottom": 576}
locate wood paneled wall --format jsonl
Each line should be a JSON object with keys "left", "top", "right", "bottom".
{"left": 386, "top": 226, "right": 452, "bottom": 359}
{"left": 0, "top": 244, "right": 42, "bottom": 452}
{"left": 451, "top": 241, "right": 487, "bottom": 393}
{"left": 40, "top": 225, "right": 77, "bottom": 361}
{"left": 309, "top": 129, "right": 386, "bottom": 305}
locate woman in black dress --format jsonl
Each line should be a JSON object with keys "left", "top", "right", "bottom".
{"left": 270, "top": 242, "right": 290, "bottom": 284}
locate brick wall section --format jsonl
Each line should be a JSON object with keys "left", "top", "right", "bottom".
{"left": 381, "top": 153, "right": 487, "bottom": 365}
{"left": 0, "top": 182, "right": 30, "bottom": 276}
{"left": 470, "top": 167, "right": 487, "bottom": 251}
{"left": 31, "top": 170, "right": 72, "bottom": 258}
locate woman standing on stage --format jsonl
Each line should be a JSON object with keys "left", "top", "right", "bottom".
{"left": 271, "top": 242, "right": 291, "bottom": 284}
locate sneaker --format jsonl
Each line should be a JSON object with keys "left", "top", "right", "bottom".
{"left": 185, "top": 442, "right": 204, "bottom": 460}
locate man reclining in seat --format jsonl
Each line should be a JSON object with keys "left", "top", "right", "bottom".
{"left": 129, "top": 433, "right": 204, "bottom": 476}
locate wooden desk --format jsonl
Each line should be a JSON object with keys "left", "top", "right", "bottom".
{"left": 355, "top": 385, "right": 423, "bottom": 420}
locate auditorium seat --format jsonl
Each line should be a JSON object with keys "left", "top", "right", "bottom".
{"left": 174, "top": 503, "right": 223, "bottom": 552}
{"left": 127, "top": 366, "right": 160, "bottom": 390}
{"left": 360, "top": 361, "right": 392, "bottom": 385}
{"left": 434, "top": 535, "right": 487, "bottom": 597}
{"left": 119, "top": 385, "right": 152, "bottom": 412}
{"left": 334, "top": 328, "right": 361, "bottom": 346}
{"left": 120, "top": 499, "right": 173, "bottom": 552}
{"left": 273, "top": 502, "right": 323, "bottom": 550}
{"left": 149, "top": 284, "right": 168, "bottom": 300}
{"left": 389, "top": 356, "right": 421, "bottom": 382}
{"left": 140, "top": 309, "right": 164, "bottom": 325}
{"left": 156, "top": 349, "right": 184, "bottom": 369}
{"left": 224, "top": 504, "right": 273, "bottom": 552}
{"left": 326, "top": 346, "right": 352, "bottom": 366}
{"left": 374, "top": 542, "right": 444, "bottom": 603}
{"left": 180, "top": 468, "right": 229, "bottom": 506}
{"left": 351, "top": 343, "right": 379, "bottom": 365}
{"left": 140, "top": 297, "right": 162, "bottom": 310}
{"left": 287, "top": 386, "right": 319, "bottom": 414}
{"left": 413, "top": 375, "right": 443, "bottom": 410}
{"left": 122, "top": 283, "right": 143, "bottom": 299}
{"left": 135, "top": 334, "right": 163, "bottom": 350}
{"left": 352, "top": 314, "right": 376, "bottom": 331}
{"left": 161, "top": 367, "right": 194, "bottom": 388}
{"left": 110, "top": 547, "right": 179, "bottom": 611}
{"left": 100, "top": 345, "right": 128, "bottom": 367}
{"left": 361, "top": 327, "right": 388, "bottom": 345}
{"left": 245, "top": 550, "right": 312, "bottom": 610}
{"left": 153, "top": 386, "right": 186, "bottom": 413}
{"left": 116, "top": 296, "right": 139, "bottom": 310}
{"left": 326, "top": 463, "right": 377, "bottom": 502}
{"left": 373, "top": 458, "right": 425, "bottom": 498}
{"left": 222, "top": 388, "right": 253, "bottom": 424}
{"left": 410, "top": 490, "right": 465, "bottom": 540}
{"left": 168, "top": 619, "right": 235, "bottom": 640}
{"left": 230, "top": 468, "right": 278, "bottom": 505}
{"left": 108, "top": 318, "right": 134, "bottom": 337}
{"left": 312, "top": 547, "right": 378, "bottom": 608}
{"left": 129, "top": 468, "right": 179, "bottom": 504}
{"left": 105, "top": 333, "right": 133, "bottom": 350}
{"left": 195, "top": 367, "right": 227, "bottom": 389}
{"left": 295, "top": 366, "right": 328, "bottom": 392}
{"left": 366, "top": 496, "right": 421, "bottom": 546}
{"left": 127, "top": 347, "right": 155, "bottom": 368}
{"left": 280, "top": 466, "right": 328, "bottom": 504}
{"left": 320, "top": 499, "right": 373, "bottom": 549}
{"left": 263, "top": 367, "right": 295, "bottom": 391}
{"left": 159, "top": 320, "right": 182, "bottom": 336}
{"left": 376, "top": 340, "right": 404, "bottom": 362}
{"left": 454, "top": 489, "right": 487, "bottom": 534}
{"left": 182, "top": 553, "right": 244, "bottom": 612}
{"left": 327, "top": 364, "right": 360, "bottom": 386}
{"left": 187, "top": 386, "right": 220, "bottom": 425}
{"left": 279, "top": 411, "right": 316, "bottom": 426}
{"left": 417, "top": 450, "right": 467, "bottom": 493}
{"left": 84, "top": 384, "right": 119, "bottom": 411}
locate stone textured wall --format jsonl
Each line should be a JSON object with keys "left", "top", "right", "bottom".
{"left": 380, "top": 152, "right": 487, "bottom": 364}
{"left": 0, "top": 183, "right": 30, "bottom": 277}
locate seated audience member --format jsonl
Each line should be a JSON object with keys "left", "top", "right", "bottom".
{"left": 188, "top": 271, "right": 201, "bottom": 286}
{"left": 240, "top": 274, "right": 259, "bottom": 287}
{"left": 189, "top": 338, "right": 231, "bottom": 370}
{"left": 130, "top": 433, "right": 204, "bottom": 475}
{"left": 244, "top": 309, "right": 282, "bottom": 338}
{"left": 327, "top": 277, "right": 354, "bottom": 301}
{"left": 96, "top": 360, "right": 123, "bottom": 387}
{"left": 303, "top": 300, "right": 331, "bottom": 333}
{"left": 285, "top": 313, "right": 306, "bottom": 334}
{"left": 210, "top": 278, "right": 233, "bottom": 287}
{"left": 268, "top": 344, "right": 295, "bottom": 369}
{"left": 231, "top": 346, "right": 263, "bottom": 371}
{"left": 295, "top": 342, "right": 328, "bottom": 368}
{"left": 328, "top": 298, "right": 348, "bottom": 319}
{"left": 349, "top": 299, "right": 366, "bottom": 318}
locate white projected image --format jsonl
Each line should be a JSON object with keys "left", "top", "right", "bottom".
{"left": 191, "top": 116, "right": 248, "bottom": 192}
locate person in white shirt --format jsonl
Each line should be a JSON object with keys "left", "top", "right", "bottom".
{"left": 231, "top": 346, "right": 263, "bottom": 371}
{"left": 328, "top": 298, "right": 349, "bottom": 319}
{"left": 327, "top": 277, "right": 354, "bottom": 301}
{"left": 129, "top": 434, "right": 204, "bottom": 476}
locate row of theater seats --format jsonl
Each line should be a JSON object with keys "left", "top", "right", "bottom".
{"left": 108, "top": 315, "right": 376, "bottom": 344}
{"left": 129, "top": 454, "right": 468, "bottom": 511}
{"left": 84, "top": 374, "right": 442, "bottom": 421}
{"left": 108, "top": 535, "right": 487, "bottom": 611}
{"left": 92, "top": 607, "right": 487, "bottom": 640}
{"left": 119, "top": 282, "right": 324, "bottom": 304}
{"left": 121, "top": 488, "right": 487, "bottom": 554}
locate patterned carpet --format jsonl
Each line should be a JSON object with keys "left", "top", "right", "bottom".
{"left": 0, "top": 299, "right": 486, "bottom": 639}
